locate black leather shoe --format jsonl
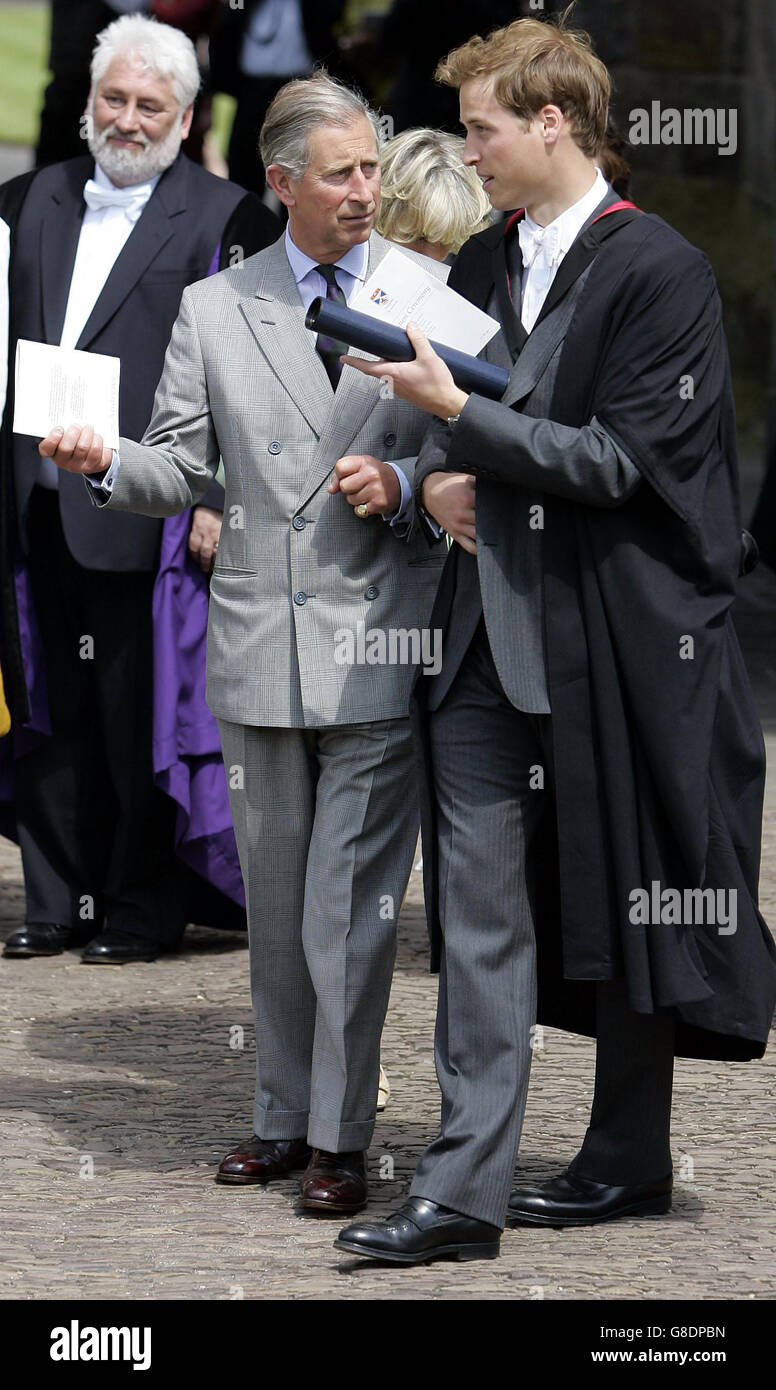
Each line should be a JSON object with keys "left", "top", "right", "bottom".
{"left": 216, "top": 1136, "right": 312, "bottom": 1185}
{"left": 506, "top": 1170, "right": 673, "bottom": 1228}
{"left": 4, "top": 923, "right": 76, "bottom": 957}
{"left": 299, "top": 1149, "right": 367, "bottom": 1215}
{"left": 334, "top": 1197, "right": 501, "bottom": 1264}
{"left": 81, "top": 931, "right": 163, "bottom": 964}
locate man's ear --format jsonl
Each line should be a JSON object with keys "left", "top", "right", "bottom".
{"left": 266, "top": 164, "right": 296, "bottom": 208}
{"left": 539, "top": 104, "right": 563, "bottom": 145}
{"left": 180, "top": 102, "right": 194, "bottom": 141}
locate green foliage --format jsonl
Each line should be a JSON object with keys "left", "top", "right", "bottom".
{"left": 0, "top": 4, "right": 49, "bottom": 145}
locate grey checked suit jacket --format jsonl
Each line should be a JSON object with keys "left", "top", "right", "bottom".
{"left": 94, "top": 232, "right": 447, "bottom": 727}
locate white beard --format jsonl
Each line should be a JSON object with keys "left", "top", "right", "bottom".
{"left": 88, "top": 109, "right": 184, "bottom": 187}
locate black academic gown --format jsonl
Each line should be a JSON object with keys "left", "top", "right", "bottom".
{"left": 412, "top": 210, "right": 776, "bottom": 1062}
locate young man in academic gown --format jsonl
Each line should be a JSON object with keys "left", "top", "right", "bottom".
{"left": 331, "top": 16, "right": 776, "bottom": 1264}
{"left": 0, "top": 14, "right": 279, "bottom": 962}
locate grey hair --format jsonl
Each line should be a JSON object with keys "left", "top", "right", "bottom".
{"left": 260, "top": 71, "right": 382, "bottom": 180}
{"left": 90, "top": 14, "right": 200, "bottom": 110}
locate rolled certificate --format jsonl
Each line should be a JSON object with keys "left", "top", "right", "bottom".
{"left": 305, "top": 297, "right": 510, "bottom": 401}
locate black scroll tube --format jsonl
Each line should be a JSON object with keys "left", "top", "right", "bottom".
{"left": 304, "top": 297, "right": 510, "bottom": 401}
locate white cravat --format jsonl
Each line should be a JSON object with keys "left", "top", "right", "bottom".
{"left": 37, "top": 164, "right": 158, "bottom": 490}
{"left": 518, "top": 167, "right": 608, "bottom": 334}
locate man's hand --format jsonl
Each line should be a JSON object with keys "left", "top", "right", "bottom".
{"left": 38, "top": 424, "right": 113, "bottom": 474}
{"left": 341, "top": 323, "right": 469, "bottom": 420}
{"left": 422, "top": 471, "right": 477, "bottom": 554}
{"left": 329, "top": 454, "right": 401, "bottom": 517}
{"left": 189, "top": 506, "right": 222, "bottom": 572}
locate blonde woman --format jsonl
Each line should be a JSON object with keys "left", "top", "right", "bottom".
{"left": 377, "top": 126, "right": 492, "bottom": 262}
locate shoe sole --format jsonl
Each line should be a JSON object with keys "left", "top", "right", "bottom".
{"left": 81, "top": 956, "right": 158, "bottom": 965}
{"left": 299, "top": 1198, "right": 367, "bottom": 1216}
{"left": 505, "top": 1195, "right": 672, "bottom": 1229}
{"left": 3, "top": 946, "right": 66, "bottom": 957}
{"left": 333, "top": 1238, "right": 500, "bottom": 1264}
{"left": 215, "top": 1170, "right": 307, "bottom": 1185}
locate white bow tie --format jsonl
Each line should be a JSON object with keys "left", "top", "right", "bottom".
{"left": 518, "top": 218, "right": 563, "bottom": 272}
{"left": 83, "top": 179, "right": 148, "bottom": 222}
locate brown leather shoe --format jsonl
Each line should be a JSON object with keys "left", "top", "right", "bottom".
{"left": 216, "top": 1136, "right": 311, "bottom": 1185}
{"left": 299, "top": 1149, "right": 367, "bottom": 1214}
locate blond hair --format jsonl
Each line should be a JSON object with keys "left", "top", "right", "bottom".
{"left": 376, "top": 128, "right": 492, "bottom": 254}
{"left": 435, "top": 13, "right": 609, "bottom": 158}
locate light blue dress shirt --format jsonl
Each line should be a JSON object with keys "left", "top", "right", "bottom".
{"left": 239, "top": 0, "right": 313, "bottom": 78}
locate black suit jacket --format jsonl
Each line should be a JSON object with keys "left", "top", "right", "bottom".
{"left": 6, "top": 152, "right": 279, "bottom": 572}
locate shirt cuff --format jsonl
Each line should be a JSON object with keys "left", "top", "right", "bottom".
{"left": 381, "top": 462, "right": 414, "bottom": 528}
{"left": 85, "top": 449, "right": 120, "bottom": 504}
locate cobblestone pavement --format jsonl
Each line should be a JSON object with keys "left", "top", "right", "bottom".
{"left": 1, "top": 581, "right": 775, "bottom": 1301}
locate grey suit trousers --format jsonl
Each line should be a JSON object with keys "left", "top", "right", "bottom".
{"left": 409, "top": 620, "right": 552, "bottom": 1226}
{"left": 409, "top": 619, "right": 675, "bottom": 1228}
{"left": 217, "top": 715, "right": 418, "bottom": 1153}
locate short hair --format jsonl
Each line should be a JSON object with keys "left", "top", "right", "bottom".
{"left": 260, "top": 71, "right": 382, "bottom": 180}
{"left": 90, "top": 14, "right": 201, "bottom": 111}
{"left": 376, "top": 128, "right": 492, "bottom": 254}
{"left": 435, "top": 13, "right": 609, "bottom": 158}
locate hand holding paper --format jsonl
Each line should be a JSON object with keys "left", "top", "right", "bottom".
{"left": 38, "top": 421, "right": 113, "bottom": 475}
{"left": 14, "top": 339, "right": 117, "bottom": 473}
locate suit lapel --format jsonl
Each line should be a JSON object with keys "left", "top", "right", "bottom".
{"left": 76, "top": 155, "right": 190, "bottom": 350}
{"left": 239, "top": 237, "right": 332, "bottom": 438}
{"left": 39, "top": 159, "right": 91, "bottom": 345}
{"left": 295, "top": 233, "right": 393, "bottom": 506}
{"left": 495, "top": 187, "right": 633, "bottom": 404}
{"left": 491, "top": 228, "right": 528, "bottom": 360}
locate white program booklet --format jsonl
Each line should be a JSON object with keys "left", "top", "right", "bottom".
{"left": 13, "top": 339, "right": 120, "bottom": 449}
{"left": 350, "top": 247, "right": 499, "bottom": 356}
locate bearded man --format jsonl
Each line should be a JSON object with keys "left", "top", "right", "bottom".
{"left": 0, "top": 14, "right": 278, "bottom": 963}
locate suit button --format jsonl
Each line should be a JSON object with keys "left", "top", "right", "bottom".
{"left": 268, "top": 441, "right": 282, "bottom": 454}
{"left": 364, "top": 585, "right": 379, "bottom": 600}
{"left": 384, "top": 431, "right": 397, "bottom": 448}
{"left": 292, "top": 515, "right": 306, "bottom": 531}
{"left": 293, "top": 591, "right": 307, "bottom": 605}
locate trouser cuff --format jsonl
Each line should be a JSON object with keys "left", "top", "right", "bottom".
{"left": 254, "top": 1105, "right": 310, "bottom": 1141}
{"left": 307, "top": 1113, "right": 376, "bottom": 1153}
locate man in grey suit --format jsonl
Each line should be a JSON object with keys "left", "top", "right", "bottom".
{"left": 39, "top": 73, "right": 446, "bottom": 1214}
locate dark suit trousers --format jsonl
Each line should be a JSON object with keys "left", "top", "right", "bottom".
{"left": 14, "top": 488, "right": 186, "bottom": 944}
{"left": 410, "top": 618, "right": 674, "bottom": 1228}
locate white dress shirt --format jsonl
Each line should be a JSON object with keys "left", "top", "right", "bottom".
{"left": 39, "top": 164, "right": 158, "bottom": 490}
{"left": 518, "top": 167, "right": 608, "bottom": 334}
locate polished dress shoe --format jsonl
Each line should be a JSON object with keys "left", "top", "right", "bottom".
{"left": 81, "top": 930, "right": 162, "bottom": 964}
{"left": 299, "top": 1149, "right": 367, "bottom": 1214}
{"left": 216, "top": 1136, "right": 311, "bottom": 1185}
{"left": 335, "top": 1197, "right": 501, "bottom": 1264}
{"left": 506, "top": 1169, "right": 673, "bottom": 1228}
{"left": 4, "top": 923, "right": 76, "bottom": 957}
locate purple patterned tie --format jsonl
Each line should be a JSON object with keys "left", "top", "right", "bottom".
{"left": 315, "top": 262, "right": 349, "bottom": 388}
